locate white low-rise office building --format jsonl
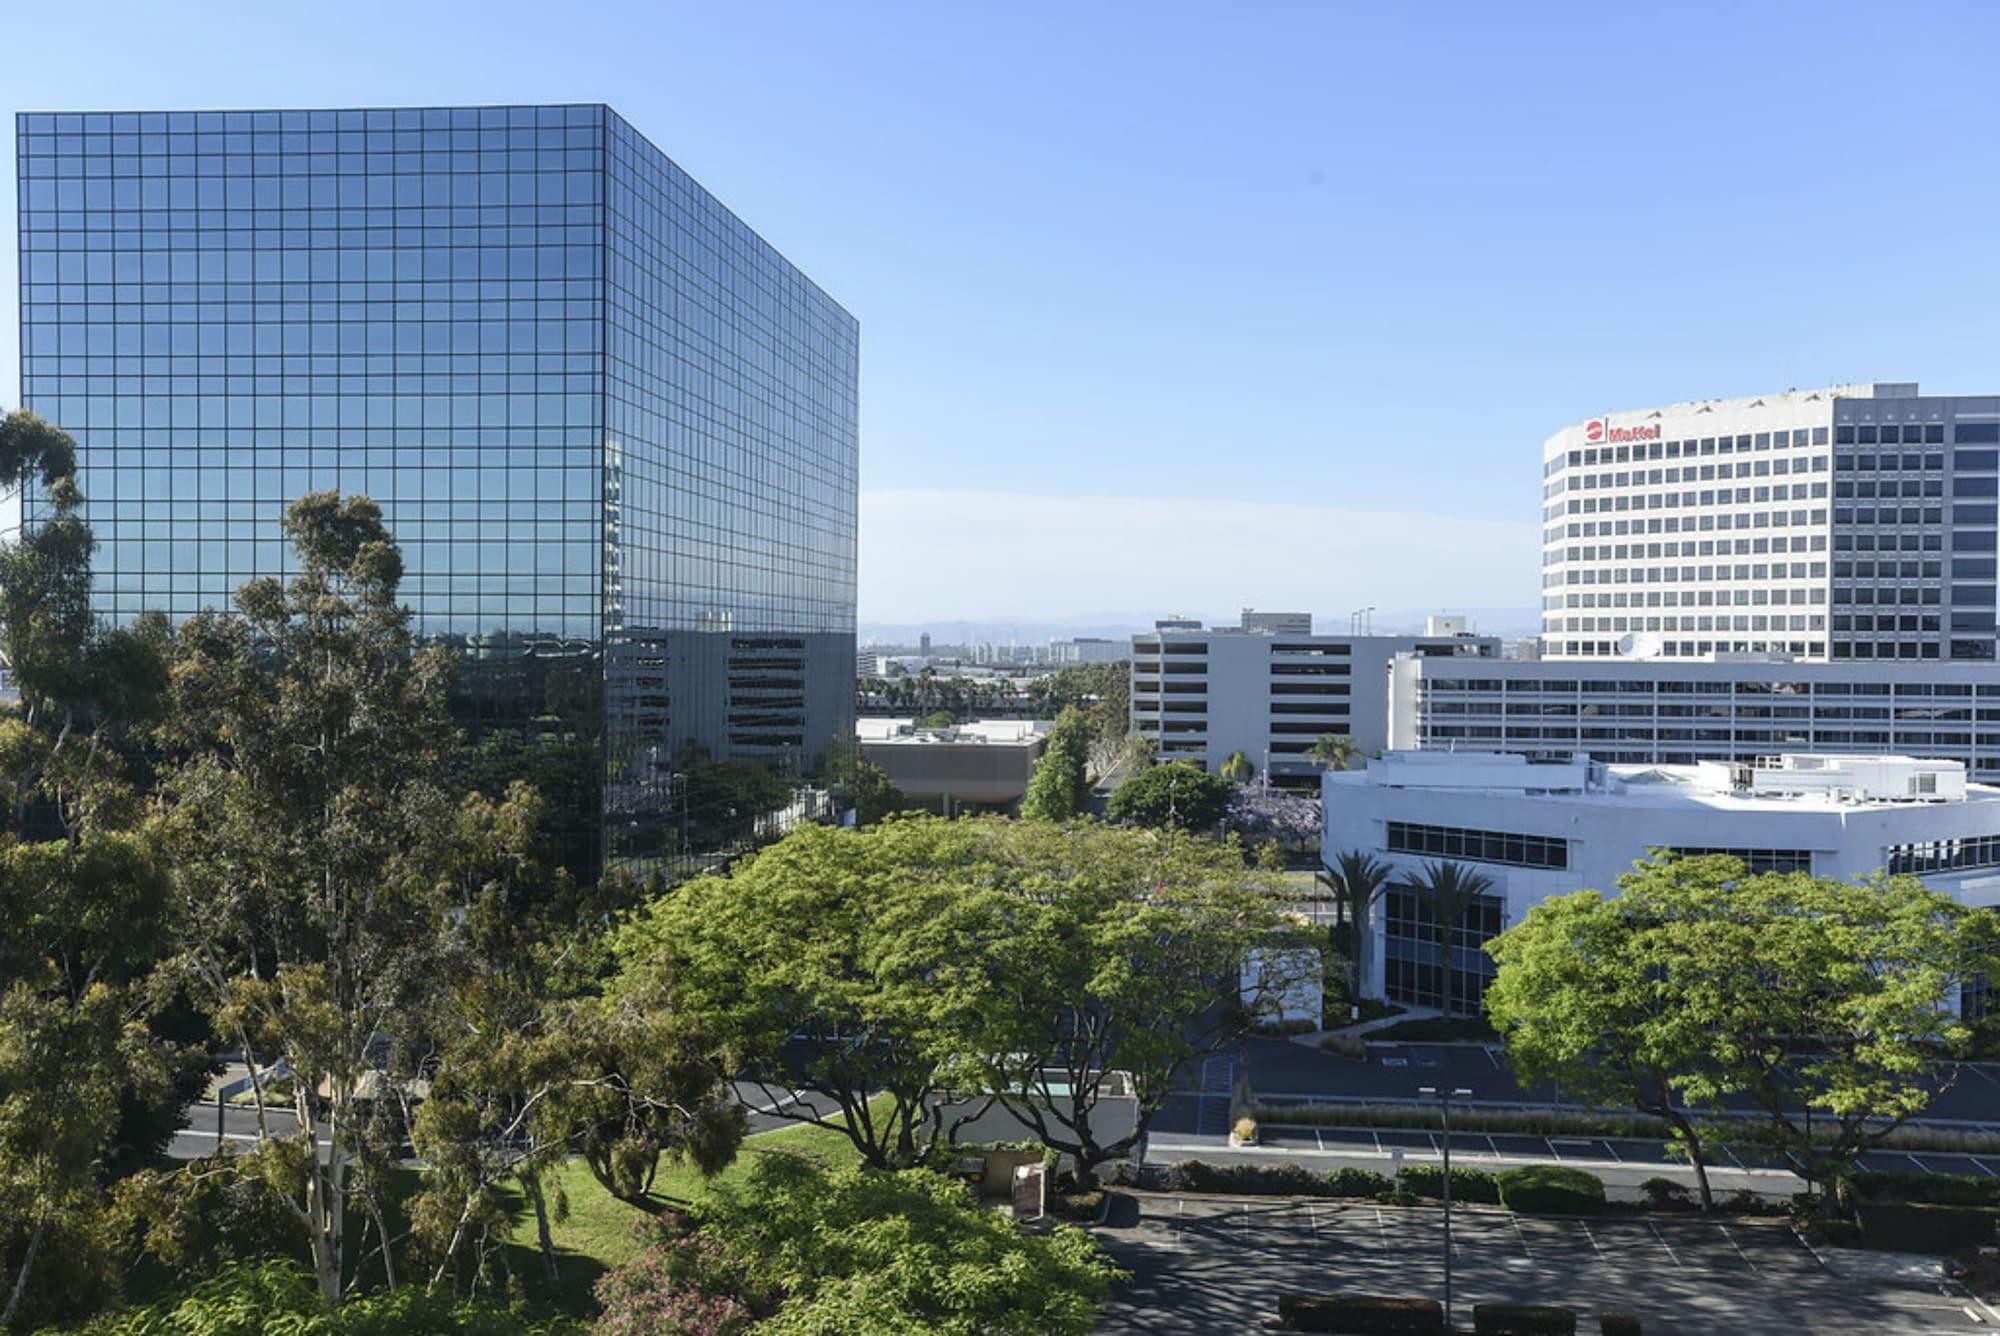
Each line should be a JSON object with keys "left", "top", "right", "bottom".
{"left": 1324, "top": 750, "right": 2000, "bottom": 1014}
{"left": 1388, "top": 651, "right": 2000, "bottom": 785}
{"left": 1131, "top": 611, "right": 1498, "bottom": 786}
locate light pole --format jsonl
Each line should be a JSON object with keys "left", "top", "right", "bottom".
{"left": 1418, "top": 1085, "right": 1472, "bottom": 1330}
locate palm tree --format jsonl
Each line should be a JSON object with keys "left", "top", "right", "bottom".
{"left": 1318, "top": 850, "right": 1394, "bottom": 1003}
{"left": 1306, "top": 733, "right": 1361, "bottom": 772}
{"left": 1220, "top": 750, "right": 1255, "bottom": 784}
{"left": 1406, "top": 859, "right": 1497, "bottom": 1018}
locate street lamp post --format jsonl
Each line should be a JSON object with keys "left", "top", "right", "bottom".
{"left": 1419, "top": 1085, "right": 1472, "bottom": 1330}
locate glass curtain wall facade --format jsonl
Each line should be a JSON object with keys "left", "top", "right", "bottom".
{"left": 14, "top": 104, "right": 858, "bottom": 875}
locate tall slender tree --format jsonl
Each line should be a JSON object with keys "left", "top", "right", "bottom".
{"left": 0, "top": 411, "right": 188, "bottom": 1331}
{"left": 1022, "top": 706, "right": 1090, "bottom": 822}
{"left": 1406, "top": 859, "right": 1496, "bottom": 1018}
{"left": 1318, "top": 850, "right": 1394, "bottom": 1002}
{"left": 162, "top": 491, "right": 463, "bottom": 1303}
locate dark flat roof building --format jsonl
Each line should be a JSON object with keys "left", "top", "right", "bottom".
{"left": 14, "top": 104, "right": 859, "bottom": 872}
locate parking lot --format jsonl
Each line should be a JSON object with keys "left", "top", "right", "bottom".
{"left": 1093, "top": 1193, "right": 1992, "bottom": 1334}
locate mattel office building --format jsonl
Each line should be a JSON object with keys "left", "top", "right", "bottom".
{"left": 14, "top": 105, "right": 859, "bottom": 872}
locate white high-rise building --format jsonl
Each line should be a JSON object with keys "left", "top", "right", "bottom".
{"left": 1541, "top": 382, "right": 2000, "bottom": 664}
{"left": 1129, "top": 611, "right": 1497, "bottom": 785}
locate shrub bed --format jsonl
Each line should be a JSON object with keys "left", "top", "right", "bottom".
{"left": 1638, "top": 1177, "right": 1691, "bottom": 1211}
{"left": 1164, "top": 1160, "right": 1389, "bottom": 1199}
{"left": 1853, "top": 1199, "right": 2000, "bottom": 1254}
{"left": 1598, "top": 1313, "right": 1642, "bottom": 1336}
{"left": 1846, "top": 1170, "right": 2000, "bottom": 1209}
{"left": 1278, "top": 1293, "right": 1444, "bottom": 1333}
{"left": 1497, "top": 1165, "right": 1606, "bottom": 1215}
{"left": 1399, "top": 1164, "right": 1502, "bottom": 1205}
{"left": 1473, "top": 1303, "right": 1577, "bottom": 1335}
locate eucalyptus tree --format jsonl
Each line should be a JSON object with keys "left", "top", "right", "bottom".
{"left": 0, "top": 411, "right": 187, "bottom": 1331}
{"left": 161, "top": 491, "right": 467, "bottom": 1303}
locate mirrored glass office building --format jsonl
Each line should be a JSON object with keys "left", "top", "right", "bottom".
{"left": 14, "top": 104, "right": 859, "bottom": 874}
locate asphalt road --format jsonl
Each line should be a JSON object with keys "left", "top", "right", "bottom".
{"left": 1093, "top": 1192, "right": 1995, "bottom": 1335}
{"left": 1193, "top": 1036, "right": 2000, "bottom": 1127}
{"left": 168, "top": 1079, "right": 845, "bottom": 1161}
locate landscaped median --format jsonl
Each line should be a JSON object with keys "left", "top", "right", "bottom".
{"left": 1274, "top": 1292, "right": 1636, "bottom": 1333}
{"left": 1160, "top": 1159, "right": 1680, "bottom": 1214}
{"left": 1251, "top": 1097, "right": 2000, "bottom": 1159}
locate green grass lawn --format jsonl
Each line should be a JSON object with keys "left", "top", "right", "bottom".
{"left": 513, "top": 1107, "right": 868, "bottom": 1314}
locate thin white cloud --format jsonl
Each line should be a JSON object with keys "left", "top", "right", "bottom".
{"left": 858, "top": 489, "right": 1540, "bottom": 624}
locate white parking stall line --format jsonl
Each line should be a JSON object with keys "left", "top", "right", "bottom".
{"left": 1314, "top": 1128, "right": 1324, "bottom": 1151}
{"left": 1578, "top": 1220, "right": 1606, "bottom": 1262}
{"left": 1718, "top": 1222, "right": 1761, "bottom": 1275}
{"left": 1974, "top": 1156, "right": 1998, "bottom": 1178}
{"left": 1964, "top": 1063, "right": 2000, "bottom": 1089}
{"left": 1308, "top": 1202, "right": 1319, "bottom": 1241}
{"left": 1484, "top": 1046, "right": 1502, "bottom": 1071}
{"left": 1511, "top": 1215, "right": 1535, "bottom": 1262}
{"left": 1909, "top": 1152, "right": 1936, "bottom": 1174}
{"left": 1647, "top": 1220, "right": 1684, "bottom": 1268}
{"left": 1374, "top": 1206, "right": 1390, "bottom": 1251}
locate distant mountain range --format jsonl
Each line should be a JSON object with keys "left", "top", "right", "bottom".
{"left": 858, "top": 606, "right": 1542, "bottom": 647}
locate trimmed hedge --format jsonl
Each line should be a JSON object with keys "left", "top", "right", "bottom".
{"left": 1853, "top": 1199, "right": 2000, "bottom": 1254}
{"left": 1496, "top": 1165, "right": 1606, "bottom": 1215}
{"left": 1845, "top": 1170, "right": 2000, "bottom": 1209}
{"left": 1400, "top": 1164, "right": 1502, "bottom": 1205}
{"left": 1598, "top": 1314, "right": 1642, "bottom": 1336}
{"left": 1279, "top": 1293, "right": 1444, "bottom": 1333}
{"left": 1474, "top": 1304, "right": 1576, "bottom": 1335}
{"left": 1164, "top": 1160, "right": 1390, "bottom": 1199}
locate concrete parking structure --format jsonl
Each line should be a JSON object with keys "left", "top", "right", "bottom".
{"left": 1094, "top": 1192, "right": 1992, "bottom": 1335}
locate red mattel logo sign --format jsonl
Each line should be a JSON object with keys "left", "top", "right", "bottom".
{"left": 1584, "top": 418, "right": 1659, "bottom": 445}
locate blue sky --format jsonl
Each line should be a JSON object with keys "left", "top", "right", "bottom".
{"left": 6, "top": 2, "right": 2000, "bottom": 628}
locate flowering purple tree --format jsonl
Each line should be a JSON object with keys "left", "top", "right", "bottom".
{"left": 1224, "top": 781, "right": 1321, "bottom": 854}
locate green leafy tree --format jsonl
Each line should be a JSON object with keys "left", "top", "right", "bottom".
{"left": 1021, "top": 706, "right": 1089, "bottom": 822}
{"left": 824, "top": 739, "right": 907, "bottom": 828}
{"left": 1029, "top": 662, "right": 1129, "bottom": 776}
{"left": 160, "top": 491, "right": 467, "bottom": 1304}
{"left": 950, "top": 821, "right": 1292, "bottom": 1188}
{"left": 1304, "top": 733, "right": 1361, "bottom": 772}
{"left": 1106, "top": 760, "right": 1231, "bottom": 832}
{"left": 1219, "top": 750, "right": 1255, "bottom": 784}
{"left": 674, "top": 746, "right": 793, "bottom": 854}
{"left": 914, "top": 708, "right": 955, "bottom": 729}
{"left": 1485, "top": 876, "right": 1733, "bottom": 1211}
{"left": 1604, "top": 856, "right": 1996, "bottom": 1196}
{"left": 609, "top": 821, "right": 996, "bottom": 1170}
{"left": 1406, "top": 859, "right": 1496, "bottom": 1018}
{"left": 598, "top": 1156, "right": 1121, "bottom": 1336}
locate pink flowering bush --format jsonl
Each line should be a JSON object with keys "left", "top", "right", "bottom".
{"left": 592, "top": 1231, "right": 767, "bottom": 1336}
